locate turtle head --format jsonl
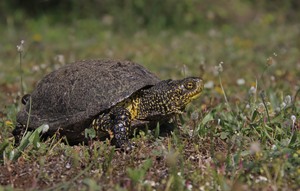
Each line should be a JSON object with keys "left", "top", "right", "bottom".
{"left": 137, "top": 77, "right": 203, "bottom": 118}
{"left": 164, "top": 77, "right": 204, "bottom": 113}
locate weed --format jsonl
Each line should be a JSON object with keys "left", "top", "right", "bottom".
{"left": 127, "top": 159, "right": 152, "bottom": 189}
{"left": 16, "top": 40, "right": 25, "bottom": 96}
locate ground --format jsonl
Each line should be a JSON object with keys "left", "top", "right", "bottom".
{"left": 0, "top": 14, "right": 300, "bottom": 190}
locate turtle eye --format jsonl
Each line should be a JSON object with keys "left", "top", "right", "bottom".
{"left": 184, "top": 82, "right": 194, "bottom": 90}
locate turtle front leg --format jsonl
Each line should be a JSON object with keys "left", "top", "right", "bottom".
{"left": 94, "top": 106, "right": 132, "bottom": 148}
{"left": 110, "top": 107, "right": 132, "bottom": 148}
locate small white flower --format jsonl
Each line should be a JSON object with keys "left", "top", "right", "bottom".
{"left": 280, "top": 102, "right": 287, "bottom": 109}
{"left": 270, "top": 75, "right": 275, "bottom": 81}
{"left": 249, "top": 86, "right": 256, "bottom": 94}
{"left": 204, "top": 81, "right": 214, "bottom": 89}
{"left": 291, "top": 115, "right": 296, "bottom": 122}
{"left": 65, "top": 162, "right": 71, "bottom": 169}
{"left": 217, "top": 62, "right": 224, "bottom": 73}
{"left": 144, "top": 180, "right": 156, "bottom": 187}
{"left": 42, "top": 124, "right": 50, "bottom": 134}
{"left": 17, "top": 40, "right": 25, "bottom": 53}
{"left": 214, "top": 62, "right": 224, "bottom": 75}
{"left": 284, "top": 95, "right": 292, "bottom": 105}
{"left": 236, "top": 78, "right": 245, "bottom": 85}
{"left": 54, "top": 54, "right": 66, "bottom": 65}
{"left": 32, "top": 65, "right": 40, "bottom": 72}
{"left": 219, "top": 62, "right": 224, "bottom": 70}
{"left": 255, "top": 176, "right": 268, "bottom": 183}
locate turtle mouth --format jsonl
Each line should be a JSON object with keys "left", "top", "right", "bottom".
{"left": 189, "top": 78, "right": 204, "bottom": 100}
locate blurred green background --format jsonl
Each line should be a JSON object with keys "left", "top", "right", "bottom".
{"left": 1, "top": 0, "right": 299, "bottom": 111}
{"left": 0, "top": 0, "right": 299, "bottom": 101}
{"left": 1, "top": 0, "right": 300, "bottom": 31}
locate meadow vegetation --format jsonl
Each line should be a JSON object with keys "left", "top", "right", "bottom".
{"left": 0, "top": 1, "right": 299, "bottom": 190}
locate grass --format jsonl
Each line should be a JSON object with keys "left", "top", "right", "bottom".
{"left": 0, "top": 17, "right": 300, "bottom": 190}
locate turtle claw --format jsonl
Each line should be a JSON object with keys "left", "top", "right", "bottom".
{"left": 115, "top": 141, "right": 135, "bottom": 152}
{"left": 123, "top": 141, "right": 136, "bottom": 151}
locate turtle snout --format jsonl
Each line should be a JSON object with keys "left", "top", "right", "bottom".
{"left": 195, "top": 78, "right": 204, "bottom": 94}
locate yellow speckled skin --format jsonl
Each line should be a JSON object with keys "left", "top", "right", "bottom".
{"left": 93, "top": 77, "right": 203, "bottom": 147}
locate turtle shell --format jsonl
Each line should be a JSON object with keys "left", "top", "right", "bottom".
{"left": 17, "top": 59, "right": 160, "bottom": 141}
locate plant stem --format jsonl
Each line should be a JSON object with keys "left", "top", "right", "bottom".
{"left": 19, "top": 51, "right": 24, "bottom": 96}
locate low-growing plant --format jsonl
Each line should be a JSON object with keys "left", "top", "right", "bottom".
{"left": 127, "top": 158, "right": 152, "bottom": 190}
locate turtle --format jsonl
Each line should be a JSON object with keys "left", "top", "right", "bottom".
{"left": 13, "top": 59, "right": 204, "bottom": 147}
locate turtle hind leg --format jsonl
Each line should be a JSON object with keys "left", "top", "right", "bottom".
{"left": 12, "top": 123, "right": 26, "bottom": 145}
